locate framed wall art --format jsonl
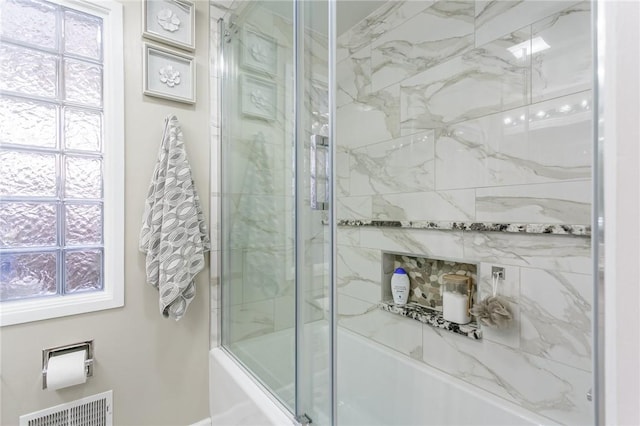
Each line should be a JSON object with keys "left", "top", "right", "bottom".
{"left": 143, "top": 43, "right": 196, "bottom": 104}
{"left": 241, "top": 75, "right": 277, "bottom": 121}
{"left": 143, "top": 0, "right": 195, "bottom": 51}
{"left": 241, "top": 27, "right": 277, "bottom": 74}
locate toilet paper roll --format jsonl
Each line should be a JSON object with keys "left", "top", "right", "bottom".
{"left": 46, "top": 350, "right": 87, "bottom": 390}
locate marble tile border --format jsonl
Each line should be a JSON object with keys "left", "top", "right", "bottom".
{"left": 337, "top": 219, "right": 591, "bottom": 237}
{"left": 380, "top": 301, "right": 482, "bottom": 340}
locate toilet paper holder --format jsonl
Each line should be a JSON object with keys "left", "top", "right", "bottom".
{"left": 42, "top": 340, "right": 94, "bottom": 390}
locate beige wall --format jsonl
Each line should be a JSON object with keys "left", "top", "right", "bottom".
{"left": 0, "top": 1, "right": 211, "bottom": 424}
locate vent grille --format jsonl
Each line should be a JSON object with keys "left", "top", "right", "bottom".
{"left": 20, "top": 391, "right": 112, "bottom": 426}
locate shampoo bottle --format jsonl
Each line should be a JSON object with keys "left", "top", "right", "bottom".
{"left": 391, "top": 268, "right": 410, "bottom": 305}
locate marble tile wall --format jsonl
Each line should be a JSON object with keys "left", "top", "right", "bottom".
{"left": 337, "top": 227, "right": 592, "bottom": 425}
{"left": 337, "top": 0, "right": 592, "bottom": 227}
{"left": 336, "top": 1, "right": 593, "bottom": 425}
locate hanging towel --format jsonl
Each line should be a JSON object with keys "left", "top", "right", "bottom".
{"left": 139, "top": 114, "right": 210, "bottom": 320}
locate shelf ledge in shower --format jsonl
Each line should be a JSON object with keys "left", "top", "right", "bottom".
{"left": 380, "top": 301, "right": 482, "bottom": 341}
{"left": 337, "top": 220, "right": 591, "bottom": 237}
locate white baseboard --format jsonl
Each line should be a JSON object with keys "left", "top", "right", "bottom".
{"left": 190, "top": 417, "right": 212, "bottom": 426}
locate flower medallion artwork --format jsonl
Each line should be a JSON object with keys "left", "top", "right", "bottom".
{"left": 156, "top": 8, "right": 180, "bottom": 32}
{"left": 241, "top": 28, "right": 277, "bottom": 74}
{"left": 249, "top": 89, "right": 269, "bottom": 111}
{"left": 241, "top": 75, "right": 276, "bottom": 120}
{"left": 159, "top": 65, "right": 181, "bottom": 87}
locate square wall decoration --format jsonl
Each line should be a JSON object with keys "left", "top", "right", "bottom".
{"left": 143, "top": 0, "right": 195, "bottom": 51}
{"left": 242, "top": 27, "right": 277, "bottom": 74}
{"left": 143, "top": 43, "right": 195, "bottom": 104}
{"left": 241, "top": 75, "right": 277, "bottom": 121}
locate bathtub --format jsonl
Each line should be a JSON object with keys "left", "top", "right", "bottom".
{"left": 210, "top": 325, "right": 556, "bottom": 426}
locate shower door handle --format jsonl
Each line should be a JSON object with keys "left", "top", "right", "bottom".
{"left": 310, "top": 135, "right": 329, "bottom": 211}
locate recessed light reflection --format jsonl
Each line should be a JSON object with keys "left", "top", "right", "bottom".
{"left": 519, "top": 114, "right": 526, "bottom": 121}
{"left": 503, "top": 117, "right": 512, "bottom": 125}
{"left": 507, "top": 36, "right": 551, "bottom": 59}
{"left": 559, "top": 104, "right": 572, "bottom": 113}
{"left": 536, "top": 110, "right": 546, "bottom": 118}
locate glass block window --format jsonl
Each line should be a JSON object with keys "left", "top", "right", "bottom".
{"left": 0, "top": 0, "right": 105, "bottom": 303}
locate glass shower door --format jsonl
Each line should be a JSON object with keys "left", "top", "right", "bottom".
{"left": 219, "top": 0, "right": 333, "bottom": 424}
{"left": 294, "top": 0, "right": 333, "bottom": 424}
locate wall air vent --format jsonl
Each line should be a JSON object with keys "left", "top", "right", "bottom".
{"left": 19, "top": 391, "right": 112, "bottom": 426}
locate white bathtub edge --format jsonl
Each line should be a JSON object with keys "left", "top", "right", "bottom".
{"left": 190, "top": 418, "right": 212, "bottom": 426}
{"left": 210, "top": 348, "right": 294, "bottom": 426}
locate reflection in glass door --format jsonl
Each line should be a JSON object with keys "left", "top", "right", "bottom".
{"left": 219, "top": 0, "right": 333, "bottom": 423}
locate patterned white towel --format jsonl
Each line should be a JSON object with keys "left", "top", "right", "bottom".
{"left": 139, "top": 114, "right": 210, "bottom": 320}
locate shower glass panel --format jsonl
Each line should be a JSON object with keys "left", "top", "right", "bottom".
{"left": 219, "top": 0, "right": 332, "bottom": 423}
{"left": 220, "top": 0, "right": 297, "bottom": 410}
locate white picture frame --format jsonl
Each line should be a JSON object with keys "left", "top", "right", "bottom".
{"left": 143, "top": 0, "right": 195, "bottom": 51}
{"left": 143, "top": 43, "right": 196, "bottom": 104}
{"left": 241, "top": 75, "right": 277, "bottom": 121}
{"left": 241, "top": 27, "right": 277, "bottom": 74}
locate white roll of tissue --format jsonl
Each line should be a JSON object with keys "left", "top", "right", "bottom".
{"left": 46, "top": 351, "right": 87, "bottom": 390}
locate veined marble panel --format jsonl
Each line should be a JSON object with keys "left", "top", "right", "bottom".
{"left": 209, "top": 195, "right": 221, "bottom": 251}
{"left": 372, "top": 190, "right": 475, "bottom": 222}
{"left": 520, "top": 268, "right": 592, "bottom": 371}
{"left": 337, "top": 196, "right": 372, "bottom": 220}
{"left": 274, "top": 294, "right": 323, "bottom": 332}
{"left": 337, "top": 227, "right": 360, "bottom": 247}
{"left": 435, "top": 91, "right": 592, "bottom": 190}
{"left": 478, "top": 263, "right": 520, "bottom": 349}
{"left": 231, "top": 123, "right": 292, "bottom": 196}
{"left": 228, "top": 299, "right": 275, "bottom": 343}
{"left": 422, "top": 326, "right": 592, "bottom": 425}
{"left": 337, "top": 46, "right": 371, "bottom": 108}
{"left": 337, "top": 147, "right": 351, "bottom": 197}
{"left": 242, "top": 247, "right": 290, "bottom": 303}
{"left": 350, "top": 130, "right": 435, "bottom": 195}
{"left": 337, "top": 245, "right": 383, "bottom": 304}
{"left": 532, "top": 2, "right": 592, "bottom": 102}
{"left": 462, "top": 232, "right": 591, "bottom": 274}
{"left": 400, "top": 28, "right": 531, "bottom": 134}
{"left": 337, "top": 1, "right": 436, "bottom": 63}
{"left": 371, "top": 0, "right": 475, "bottom": 92}
{"left": 229, "top": 194, "right": 292, "bottom": 250}
{"left": 474, "top": 0, "right": 581, "bottom": 47}
{"left": 339, "top": 297, "right": 424, "bottom": 361}
{"left": 337, "top": 85, "right": 400, "bottom": 149}
{"left": 476, "top": 180, "right": 591, "bottom": 224}
{"left": 210, "top": 307, "right": 220, "bottom": 349}
{"left": 359, "top": 227, "right": 465, "bottom": 260}
{"left": 226, "top": 248, "right": 245, "bottom": 306}
{"left": 338, "top": 292, "right": 378, "bottom": 318}
{"left": 273, "top": 295, "right": 296, "bottom": 331}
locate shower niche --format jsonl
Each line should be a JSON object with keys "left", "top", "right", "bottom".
{"left": 380, "top": 252, "right": 482, "bottom": 340}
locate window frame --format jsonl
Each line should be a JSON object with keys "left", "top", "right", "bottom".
{"left": 0, "top": 0, "right": 124, "bottom": 326}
